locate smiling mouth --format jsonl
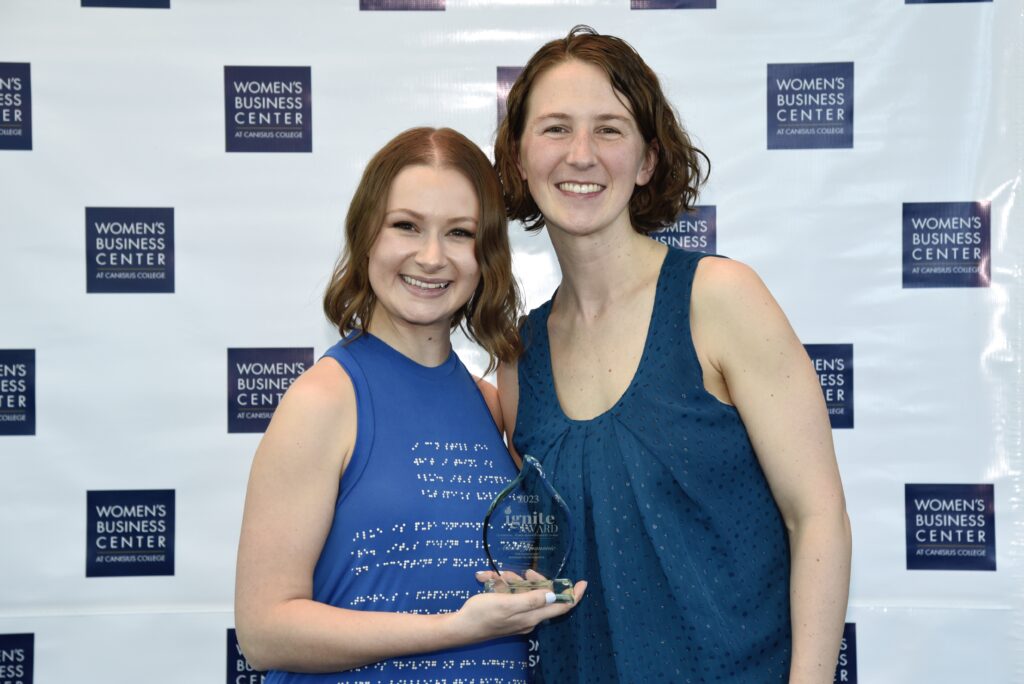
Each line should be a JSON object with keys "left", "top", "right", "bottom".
{"left": 557, "top": 182, "right": 604, "bottom": 195}
{"left": 401, "top": 275, "right": 450, "bottom": 290}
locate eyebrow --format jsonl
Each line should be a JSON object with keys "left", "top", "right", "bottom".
{"left": 385, "top": 209, "right": 478, "bottom": 224}
{"left": 534, "top": 113, "right": 634, "bottom": 124}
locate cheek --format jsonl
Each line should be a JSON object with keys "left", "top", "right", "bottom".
{"left": 456, "top": 247, "right": 481, "bottom": 285}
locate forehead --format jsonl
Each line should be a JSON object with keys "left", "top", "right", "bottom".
{"left": 385, "top": 164, "right": 478, "bottom": 212}
{"left": 525, "top": 59, "right": 635, "bottom": 122}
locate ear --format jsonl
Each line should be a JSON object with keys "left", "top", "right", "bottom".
{"left": 636, "top": 139, "right": 659, "bottom": 187}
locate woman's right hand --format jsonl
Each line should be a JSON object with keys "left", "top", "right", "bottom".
{"left": 445, "top": 574, "right": 587, "bottom": 641}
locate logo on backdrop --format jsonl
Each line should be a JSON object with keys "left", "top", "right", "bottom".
{"left": 0, "top": 63, "right": 31, "bottom": 151}
{"left": 497, "top": 67, "right": 523, "bottom": 127}
{"left": 86, "top": 489, "right": 175, "bottom": 577}
{"left": 905, "top": 483, "right": 995, "bottom": 571}
{"left": 224, "top": 66, "right": 312, "bottom": 153}
{"left": 82, "top": 0, "right": 170, "bottom": 7}
{"left": 228, "top": 629, "right": 265, "bottom": 684}
{"left": 805, "top": 344, "right": 853, "bottom": 429}
{"left": 767, "top": 62, "right": 853, "bottom": 149}
{"left": 0, "top": 349, "right": 34, "bottom": 436}
{"left": 85, "top": 207, "right": 174, "bottom": 293}
{"left": 0, "top": 633, "right": 33, "bottom": 684}
{"left": 650, "top": 205, "right": 716, "bottom": 254}
{"left": 631, "top": 0, "right": 715, "bottom": 8}
{"left": 902, "top": 202, "right": 990, "bottom": 288}
{"left": 834, "top": 623, "right": 857, "bottom": 683}
{"left": 359, "top": 0, "right": 444, "bottom": 9}
{"left": 228, "top": 348, "right": 313, "bottom": 433}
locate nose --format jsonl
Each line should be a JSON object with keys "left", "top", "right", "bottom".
{"left": 414, "top": 232, "right": 446, "bottom": 272}
{"left": 565, "top": 129, "right": 597, "bottom": 168}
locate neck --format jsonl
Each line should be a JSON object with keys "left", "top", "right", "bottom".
{"left": 548, "top": 225, "right": 667, "bottom": 318}
{"left": 366, "top": 310, "right": 453, "bottom": 367}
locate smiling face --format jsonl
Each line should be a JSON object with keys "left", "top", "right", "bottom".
{"left": 517, "top": 59, "right": 657, "bottom": 240}
{"left": 367, "top": 164, "right": 481, "bottom": 337}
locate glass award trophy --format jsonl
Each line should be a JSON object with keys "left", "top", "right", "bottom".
{"left": 482, "top": 454, "right": 575, "bottom": 603}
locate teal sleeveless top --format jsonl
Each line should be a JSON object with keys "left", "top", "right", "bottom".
{"left": 513, "top": 248, "right": 791, "bottom": 683}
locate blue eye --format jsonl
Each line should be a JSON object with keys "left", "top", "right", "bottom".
{"left": 392, "top": 221, "right": 416, "bottom": 231}
{"left": 449, "top": 228, "right": 477, "bottom": 239}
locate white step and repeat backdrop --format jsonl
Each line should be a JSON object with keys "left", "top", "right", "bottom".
{"left": 1, "top": 1, "right": 1021, "bottom": 682}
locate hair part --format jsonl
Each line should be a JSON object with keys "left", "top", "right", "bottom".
{"left": 323, "top": 127, "right": 522, "bottom": 373}
{"left": 494, "top": 25, "right": 710, "bottom": 234}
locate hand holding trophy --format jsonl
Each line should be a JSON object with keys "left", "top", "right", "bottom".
{"left": 482, "top": 455, "right": 575, "bottom": 603}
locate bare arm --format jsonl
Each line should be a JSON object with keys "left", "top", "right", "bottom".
{"left": 692, "top": 258, "right": 852, "bottom": 684}
{"left": 234, "top": 358, "right": 582, "bottom": 673}
{"left": 495, "top": 359, "right": 523, "bottom": 467}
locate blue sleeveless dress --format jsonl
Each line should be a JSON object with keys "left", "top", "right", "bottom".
{"left": 513, "top": 248, "right": 791, "bottom": 683}
{"left": 265, "top": 332, "right": 527, "bottom": 684}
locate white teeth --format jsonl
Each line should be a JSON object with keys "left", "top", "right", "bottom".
{"left": 402, "top": 275, "right": 449, "bottom": 290}
{"left": 558, "top": 182, "right": 602, "bottom": 194}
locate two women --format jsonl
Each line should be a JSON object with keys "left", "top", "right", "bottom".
{"left": 236, "top": 25, "right": 851, "bottom": 684}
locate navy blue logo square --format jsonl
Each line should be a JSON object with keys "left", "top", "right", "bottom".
{"left": 834, "top": 623, "right": 856, "bottom": 683}
{"left": 228, "top": 348, "right": 313, "bottom": 433}
{"left": 86, "top": 490, "right": 175, "bottom": 577}
{"left": 805, "top": 344, "right": 853, "bottom": 429}
{"left": 82, "top": 0, "right": 170, "bottom": 7}
{"left": 0, "top": 633, "right": 33, "bottom": 684}
{"left": 497, "top": 66, "right": 523, "bottom": 127}
{"left": 902, "top": 202, "right": 990, "bottom": 288}
{"left": 225, "top": 67, "right": 312, "bottom": 153}
{"left": 85, "top": 207, "right": 174, "bottom": 293}
{"left": 360, "top": 0, "right": 444, "bottom": 9}
{"left": 905, "top": 484, "right": 995, "bottom": 571}
{"left": 0, "top": 350, "right": 34, "bottom": 436}
{"left": 650, "top": 205, "right": 716, "bottom": 254}
{"left": 768, "top": 63, "right": 853, "bottom": 149}
{"left": 0, "top": 63, "right": 31, "bottom": 151}
{"left": 632, "top": 0, "right": 715, "bottom": 8}
{"left": 227, "top": 629, "right": 265, "bottom": 684}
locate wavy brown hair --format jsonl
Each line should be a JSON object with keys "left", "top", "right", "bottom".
{"left": 324, "top": 127, "right": 522, "bottom": 372}
{"left": 495, "top": 25, "right": 710, "bottom": 234}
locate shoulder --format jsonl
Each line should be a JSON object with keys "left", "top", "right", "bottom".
{"left": 692, "top": 256, "right": 775, "bottom": 320}
{"left": 269, "top": 357, "right": 357, "bottom": 438}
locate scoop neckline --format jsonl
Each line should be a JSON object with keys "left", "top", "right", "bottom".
{"left": 541, "top": 248, "right": 672, "bottom": 426}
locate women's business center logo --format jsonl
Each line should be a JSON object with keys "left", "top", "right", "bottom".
{"left": 905, "top": 484, "right": 995, "bottom": 571}
{"left": 767, "top": 63, "right": 853, "bottom": 150}
{"left": 85, "top": 207, "right": 174, "bottom": 293}
{"left": 0, "top": 63, "right": 31, "bottom": 151}
{"left": 804, "top": 344, "right": 853, "bottom": 429}
{"left": 224, "top": 66, "right": 312, "bottom": 153}
{"left": 902, "top": 202, "right": 990, "bottom": 288}
{"left": 227, "top": 629, "right": 264, "bottom": 683}
{"left": 651, "top": 206, "right": 716, "bottom": 254}
{"left": 86, "top": 490, "right": 175, "bottom": 577}
{"left": 834, "top": 623, "right": 856, "bottom": 683}
{"left": 0, "top": 633, "right": 33, "bottom": 684}
{"left": 0, "top": 350, "right": 34, "bottom": 436}
{"left": 228, "top": 348, "right": 313, "bottom": 433}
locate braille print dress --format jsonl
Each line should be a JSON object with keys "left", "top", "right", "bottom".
{"left": 513, "top": 248, "right": 792, "bottom": 683}
{"left": 264, "top": 332, "right": 528, "bottom": 684}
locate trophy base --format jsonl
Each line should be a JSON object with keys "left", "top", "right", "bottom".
{"left": 483, "top": 577, "right": 575, "bottom": 603}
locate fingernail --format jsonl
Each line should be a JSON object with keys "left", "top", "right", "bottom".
{"left": 544, "top": 592, "right": 556, "bottom": 604}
